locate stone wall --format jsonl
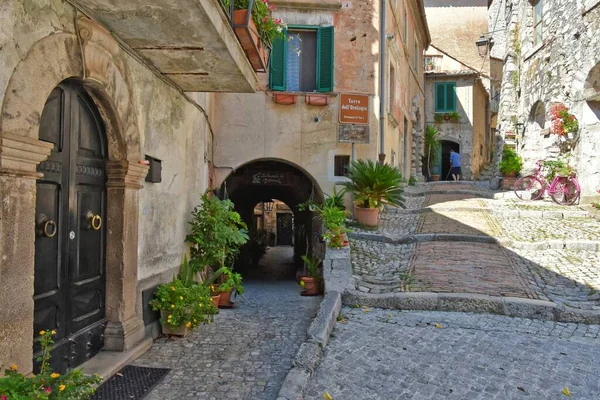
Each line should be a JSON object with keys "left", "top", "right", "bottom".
{"left": 493, "top": 0, "right": 600, "bottom": 200}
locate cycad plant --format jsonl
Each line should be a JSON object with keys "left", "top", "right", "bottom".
{"left": 424, "top": 125, "right": 441, "bottom": 179}
{"left": 341, "top": 159, "right": 405, "bottom": 209}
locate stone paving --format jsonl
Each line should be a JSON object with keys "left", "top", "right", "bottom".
{"left": 305, "top": 307, "right": 600, "bottom": 400}
{"left": 135, "top": 281, "right": 320, "bottom": 400}
{"left": 349, "top": 183, "right": 600, "bottom": 310}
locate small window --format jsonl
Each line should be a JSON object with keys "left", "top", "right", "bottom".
{"left": 403, "top": 4, "right": 408, "bottom": 43}
{"left": 334, "top": 155, "right": 350, "bottom": 177}
{"left": 402, "top": 4, "right": 408, "bottom": 44}
{"left": 424, "top": 55, "right": 442, "bottom": 72}
{"left": 435, "top": 82, "right": 456, "bottom": 112}
{"left": 533, "top": 0, "right": 543, "bottom": 46}
{"left": 389, "top": 64, "right": 396, "bottom": 113}
{"left": 270, "top": 26, "right": 334, "bottom": 92}
{"left": 414, "top": 38, "right": 419, "bottom": 71}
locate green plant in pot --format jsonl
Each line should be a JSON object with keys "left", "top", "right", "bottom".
{"left": 498, "top": 145, "right": 523, "bottom": 178}
{"left": 341, "top": 159, "right": 405, "bottom": 226}
{"left": 317, "top": 204, "right": 349, "bottom": 248}
{"left": 244, "top": 229, "right": 269, "bottom": 269}
{"left": 150, "top": 277, "right": 218, "bottom": 336}
{"left": 186, "top": 191, "right": 249, "bottom": 307}
{"left": 211, "top": 266, "right": 244, "bottom": 307}
{"left": 424, "top": 125, "right": 441, "bottom": 181}
{"left": 300, "top": 254, "right": 321, "bottom": 295}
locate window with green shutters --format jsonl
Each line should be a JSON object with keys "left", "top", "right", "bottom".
{"left": 435, "top": 82, "right": 456, "bottom": 112}
{"left": 269, "top": 26, "right": 334, "bottom": 92}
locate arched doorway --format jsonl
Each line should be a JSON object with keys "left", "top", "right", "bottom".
{"left": 218, "top": 160, "right": 324, "bottom": 280}
{"left": 33, "top": 80, "right": 107, "bottom": 372}
{"left": 440, "top": 141, "right": 460, "bottom": 181}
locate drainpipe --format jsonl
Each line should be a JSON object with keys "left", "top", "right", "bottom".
{"left": 378, "top": 0, "right": 387, "bottom": 165}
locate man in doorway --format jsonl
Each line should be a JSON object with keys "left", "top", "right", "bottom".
{"left": 449, "top": 149, "right": 461, "bottom": 182}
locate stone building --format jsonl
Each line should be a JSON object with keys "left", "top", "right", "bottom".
{"left": 489, "top": 0, "right": 600, "bottom": 201}
{"left": 0, "top": 0, "right": 258, "bottom": 375}
{"left": 423, "top": 3, "right": 493, "bottom": 180}
{"left": 0, "top": 0, "right": 430, "bottom": 377}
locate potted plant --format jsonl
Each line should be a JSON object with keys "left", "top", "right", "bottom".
{"left": 245, "top": 229, "right": 269, "bottom": 268}
{"left": 223, "top": 0, "right": 286, "bottom": 72}
{"left": 0, "top": 331, "right": 102, "bottom": 398}
{"left": 300, "top": 254, "right": 321, "bottom": 296}
{"left": 317, "top": 204, "right": 349, "bottom": 248}
{"left": 424, "top": 125, "right": 441, "bottom": 181}
{"left": 323, "top": 186, "right": 347, "bottom": 210}
{"left": 212, "top": 267, "right": 244, "bottom": 308}
{"left": 550, "top": 103, "right": 579, "bottom": 139}
{"left": 499, "top": 145, "right": 523, "bottom": 189}
{"left": 150, "top": 278, "right": 218, "bottom": 336}
{"left": 186, "top": 191, "right": 248, "bottom": 304}
{"left": 341, "top": 159, "right": 405, "bottom": 226}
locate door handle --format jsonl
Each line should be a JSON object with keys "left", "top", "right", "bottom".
{"left": 36, "top": 214, "right": 57, "bottom": 238}
{"left": 86, "top": 211, "right": 102, "bottom": 231}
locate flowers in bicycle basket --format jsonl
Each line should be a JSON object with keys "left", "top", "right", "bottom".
{"left": 550, "top": 103, "right": 578, "bottom": 136}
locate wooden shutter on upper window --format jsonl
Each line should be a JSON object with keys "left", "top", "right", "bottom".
{"left": 270, "top": 30, "right": 287, "bottom": 91}
{"left": 316, "top": 26, "right": 334, "bottom": 93}
{"left": 446, "top": 82, "right": 456, "bottom": 111}
{"left": 435, "top": 83, "right": 446, "bottom": 112}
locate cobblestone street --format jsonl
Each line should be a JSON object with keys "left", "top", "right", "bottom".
{"left": 135, "top": 280, "right": 320, "bottom": 400}
{"left": 305, "top": 307, "right": 600, "bottom": 400}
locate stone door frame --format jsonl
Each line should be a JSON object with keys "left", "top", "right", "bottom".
{"left": 0, "top": 17, "right": 147, "bottom": 373}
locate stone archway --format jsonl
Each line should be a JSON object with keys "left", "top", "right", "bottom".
{"left": 218, "top": 159, "right": 325, "bottom": 279}
{"left": 0, "top": 17, "right": 147, "bottom": 373}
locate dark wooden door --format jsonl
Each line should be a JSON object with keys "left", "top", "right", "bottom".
{"left": 276, "top": 213, "right": 293, "bottom": 246}
{"left": 34, "top": 80, "right": 107, "bottom": 373}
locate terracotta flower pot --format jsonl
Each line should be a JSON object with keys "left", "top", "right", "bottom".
{"left": 354, "top": 205, "right": 379, "bottom": 226}
{"left": 160, "top": 310, "right": 189, "bottom": 337}
{"left": 301, "top": 277, "right": 320, "bottom": 295}
{"left": 211, "top": 294, "right": 220, "bottom": 308}
{"left": 504, "top": 171, "right": 517, "bottom": 178}
{"left": 432, "top": 175, "right": 440, "bottom": 181}
{"left": 217, "top": 290, "right": 233, "bottom": 308}
{"left": 233, "top": 10, "right": 268, "bottom": 72}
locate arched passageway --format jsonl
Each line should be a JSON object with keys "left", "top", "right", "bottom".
{"left": 218, "top": 159, "right": 324, "bottom": 280}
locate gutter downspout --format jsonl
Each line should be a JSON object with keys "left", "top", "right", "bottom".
{"left": 378, "top": 0, "right": 386, "bottom": 165}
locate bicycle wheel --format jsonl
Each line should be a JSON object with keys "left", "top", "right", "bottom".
{"left": 514, "top": 176, "right": 545, "bottom": 200}
{"left": 550, "top": 177, "right": 580, "bottom": 206}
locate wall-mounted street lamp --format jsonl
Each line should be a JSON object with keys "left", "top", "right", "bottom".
{"left": 476, "top": 35, "right": 494, "bottom": 57}
{"left": 263, "top": 200, "right": 274, "bottom": 214}
{"left": 515, "top": 122, "right": 525, "bottom": 137}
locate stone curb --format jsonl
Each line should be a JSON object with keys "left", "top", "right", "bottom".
{"left": 276, "top": 291, "right": 342, "bottom": 400}
{"left": 350, "top": 232, "right": 600, "bottom": 250}
{"left": 492, "top": 209, "right": 590, "bottom": 219}
{"left": 404, "top": 189, "right": 494, "bottom": 198}
{"left": 342, "top": 290, "right": 600, "bottom": 324}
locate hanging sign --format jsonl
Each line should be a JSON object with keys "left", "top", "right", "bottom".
{"left": 338, "top": 125, "right": 370, "bottom": 144}
{"left": 247, "top": 170, "right": 290, "bottom": 185}
{"left": 339, "top": 93, "right": 370, "bottom": 125}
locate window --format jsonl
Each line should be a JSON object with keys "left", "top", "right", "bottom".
{"left": 533, "top": 0, "right": 543, "bottom": 46}
{"left": 424, "top": 55, "right": 442, "bottom": 72}
{"left": 414, "top": 38, "right": 419, "bottom": 71}
{"left": 434, "top": 82, "right": 456, "bottom": 112}
{"left": 389, "top": 64, "right": 396, "bottom": 113}
{"left": 270, "top": 26, "right": 334, "bottom": 92}
{"left": 403, "top": 4, "right": 408, "bottom": 43}
{"left": 334, "top": 155, "right": 350, "bottom": 177}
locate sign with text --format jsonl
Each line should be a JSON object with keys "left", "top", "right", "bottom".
{"left": 339, "top": 93, "right": 370, "bottom": 125}
{"left": 247, "top": 170, "right": 290, "bottom": 185}
{"left": 338, "top": 125, "right": 370, "bottom": 144}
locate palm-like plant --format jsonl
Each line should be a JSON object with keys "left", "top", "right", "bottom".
{"left": 341, "top": 159, "right": 405, "bottom": 209}
{"left": 424, "top": 125, "right": 440, "bottom": 179}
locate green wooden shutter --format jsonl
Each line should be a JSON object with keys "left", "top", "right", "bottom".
{"left": 435, "top": 83, "right": 446, "bottom": 112}
{"left": 446, "top": 82, "right": 456, "bottom": 111}
{"left": 317, "top": 26, "right": 334, "bottom": 92}
{"left": 270, "top": 30, "right": 287, "bottom": 91}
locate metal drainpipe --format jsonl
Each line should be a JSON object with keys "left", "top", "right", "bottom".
{"left": 378, "top": 0, "right": 386, "bottom": 165}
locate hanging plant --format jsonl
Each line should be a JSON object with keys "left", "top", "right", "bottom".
{"left": 223, "top": 0, "right": 286, "bottom": 47}
{"left": 550, "top": 103, "right": 578, "bottom": 136}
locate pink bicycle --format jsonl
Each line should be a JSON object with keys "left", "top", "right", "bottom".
{"left": 513, "top": 160, "right": 581, "bottom": 205}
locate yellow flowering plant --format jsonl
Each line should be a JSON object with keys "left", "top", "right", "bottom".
{"left": 149, "top": 278, "right": 218, "bottom": 329}
{"left": 0, "top": 330, "right": 101, "bottom": 399}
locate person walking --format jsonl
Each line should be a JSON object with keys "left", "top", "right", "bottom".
{"left": 449, "top": 149, "right": 461, "bottom": 182}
